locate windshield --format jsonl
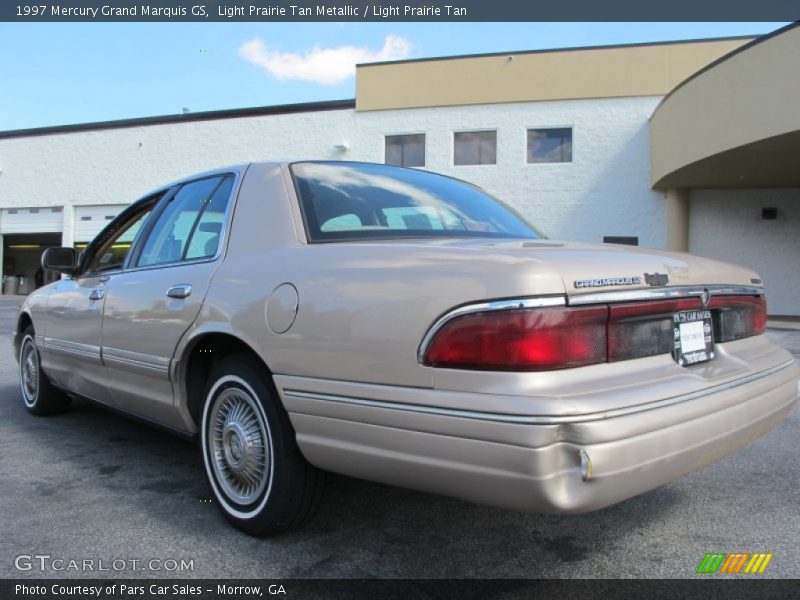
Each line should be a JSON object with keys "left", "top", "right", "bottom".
{"left": 290, "top": 162, "right": 539, "bottom": 242}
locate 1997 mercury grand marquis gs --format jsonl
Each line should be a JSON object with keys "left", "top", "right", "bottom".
{"left": 15, "top": 161, "right": 800, "bottom": 535}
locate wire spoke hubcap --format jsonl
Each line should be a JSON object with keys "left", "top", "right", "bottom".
{"left": 209, "top": 387, "right": 270, "bottom": 505}
{"left": 20, "top": 339, "right": 40, "bottom": 405}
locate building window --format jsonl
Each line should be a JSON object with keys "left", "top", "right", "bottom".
{"left": 385, "top": 134, "right": 425, "bottom": 167}
{"left": 527, "top": 127, "right": 572, "bottom": 163}
{"left": 454, "top": 130, "right": 497, "bottom": 165}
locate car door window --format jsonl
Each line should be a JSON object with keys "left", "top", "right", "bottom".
{"left": 135, "top": 175, "right": 232, "bottom": 268}
{"left": 84, "top": 207, "right": 153, "bottom": 274}
{"left": 184, "top": 176, "right": 234, "bottom": 260}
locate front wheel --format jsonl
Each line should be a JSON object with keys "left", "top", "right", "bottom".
{"left": 200, "top": 354, "right": 325, "bottom": 535}
{"left": 19, "top": 326, "right": 71, "bottom": 416}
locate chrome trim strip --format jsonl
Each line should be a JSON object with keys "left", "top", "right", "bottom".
{"left": 103, "top": 347, "right": 171, "bottom": 374}
{"left": 46, "top": 346, "right": 99, "bottom": 360}
{"left": 568, "top": 284, "right": 764, "bottom": 306}
{"left": 416, "top": 295, "right": 565, "bottom": 363}
{"left": 43, "top": 337, "right": 102, "bottom": 361}
{"left": 285, "top": 359, "right": 796, "bottom": 425}
{"left": 103, "top": 355, "right": 170, "bottom": 374}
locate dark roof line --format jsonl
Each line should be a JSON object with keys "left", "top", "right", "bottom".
{"left": 356, "top": 34, "right": 759, "bottom": 68}
{"left": 0, "top": 99, "right": 356, "bottom": 140}
{"left": 651, "top": 21, "right": 800, "bottom": 115}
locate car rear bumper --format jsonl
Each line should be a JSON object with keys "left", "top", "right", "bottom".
{"left": 276, "top": 357, "right": 800, "bottom": 513}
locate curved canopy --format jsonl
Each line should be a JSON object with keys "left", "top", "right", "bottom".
{"left": 651, "top": 24, "right": 800, "bottom": 190}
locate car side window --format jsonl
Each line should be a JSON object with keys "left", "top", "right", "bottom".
{"left": 184, "top": 176, "right": 234, "bottom": 260}
{"left": 84, "top": 207, "right": 154, "bottom": 274}
{"left": 135, "top": 175, "right": 233, "bottom": 268}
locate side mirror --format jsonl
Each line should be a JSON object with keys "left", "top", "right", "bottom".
{"left": 42, "top": 247, "right": 79, "bottom": 276}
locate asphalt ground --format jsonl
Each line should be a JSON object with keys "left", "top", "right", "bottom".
{"left": 0, "top": 296, "right": 798, "bottom": 579}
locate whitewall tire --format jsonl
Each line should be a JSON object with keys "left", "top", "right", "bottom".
{"left": 19, "top": 327, "right": 70, "bottom": 416}
{"left": 200, "top": 354, "right": 325, "bottom": 535}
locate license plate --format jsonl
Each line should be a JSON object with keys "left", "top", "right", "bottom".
{"left": 673, "top": 310, "right": 714, "bottom": 366}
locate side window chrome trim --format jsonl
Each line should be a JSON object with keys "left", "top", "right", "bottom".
{"left": 122, "top": 170, "right": 241, "bottom": 274}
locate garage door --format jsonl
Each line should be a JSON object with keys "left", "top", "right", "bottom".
{"left": 0, "top": 207, "right": 63, "bottom": 234}
{"left": 74, "top": 205, "right": 128, "bottom": 242}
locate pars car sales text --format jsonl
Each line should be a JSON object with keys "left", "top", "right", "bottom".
{"left": 119, "top": 584, "right": 285, "bottom": 596}
{"left": 16, "top": 584, "right": 286, "bottom": 596}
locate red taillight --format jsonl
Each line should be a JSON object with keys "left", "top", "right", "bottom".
{"left": 754, "top": 297, "right": 768, "bottom": 333}
{"left": 422, "top": 306, "right": 608, "bottom": 371}
{"left": 423, "top": 295, "right": 767, "bottom": 371}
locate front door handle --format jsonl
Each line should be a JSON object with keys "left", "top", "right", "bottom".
{"left": 88, "top": 288, "right": 105, "bottom": 301}
{"left": 166, "top": 284, "right": 192, "bottom": 299}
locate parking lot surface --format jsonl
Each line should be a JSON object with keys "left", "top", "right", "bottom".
{"left": 0, "top": 297, "right": 798, "bottom": 579}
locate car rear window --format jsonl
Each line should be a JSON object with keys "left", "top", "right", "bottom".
{"left": 290, "top": 162, "right": 539, "bottom": 242}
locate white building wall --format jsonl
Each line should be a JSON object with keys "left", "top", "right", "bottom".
{"left": 73, "top": 204, "right": 128, "bottom": 243}
{"left": 689, "top": 189, "right": 800, "bottom": 316}
{"left": 0, "top": 96, "right": 666, "bottom": 247}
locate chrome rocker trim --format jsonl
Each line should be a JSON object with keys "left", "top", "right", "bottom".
{"left": 43, "top": 338, "right": 102, "bottom": 362}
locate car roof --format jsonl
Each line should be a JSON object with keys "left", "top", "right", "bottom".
{"left": 147, "top": 159, "right": 451, "bottom": 199}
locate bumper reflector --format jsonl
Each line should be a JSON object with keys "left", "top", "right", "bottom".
{"left": 579, "top": 449, "right": 592, "bottom": 481}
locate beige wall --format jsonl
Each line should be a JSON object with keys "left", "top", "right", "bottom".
{"left": 356, "top": 38, "right": 751, "bottom": 112}
{"left": 651, "top": 25, "right": 800, "bottom": 189}
{"left": 665, "top": 188, "right": 690, "bottom": 252}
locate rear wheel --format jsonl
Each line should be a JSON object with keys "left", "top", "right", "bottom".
{"left": 19, "top": 326, "right": 71, "bottom": 416}
{"left": 200, "top": 354, "right": 325, "bottom": 535}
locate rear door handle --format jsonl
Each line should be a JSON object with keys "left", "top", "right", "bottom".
{"left": 88, "top": 288, "right": 105, "bottom": 301}
{"left": 166, "top": 284, "right": 192, "bottom": 299}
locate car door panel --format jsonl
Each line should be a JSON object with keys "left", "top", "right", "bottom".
{"left": 101, "top": 262, "right": 217, "bottom": 428}
{"left": 42, "top": 274, "right": 112, "bottom": 404}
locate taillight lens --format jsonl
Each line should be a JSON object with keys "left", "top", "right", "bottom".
{"left": 709, "top": 296, "right": 767, "bottom": 341}
{"left": 422, "top": 295, "right": 766, "bottom": 371}
{"left": 422, "top": 306, "right": 608, "bottom": 371}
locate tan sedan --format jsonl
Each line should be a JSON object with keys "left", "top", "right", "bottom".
{"left": 15, "top": 161, "right": 799, "bottom": 535}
